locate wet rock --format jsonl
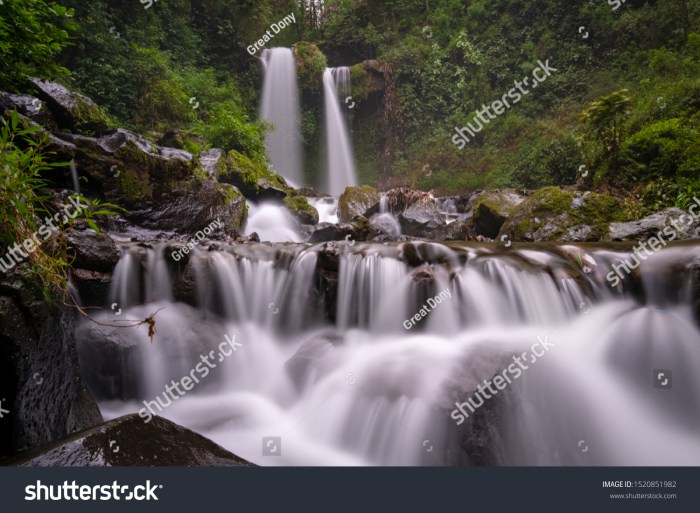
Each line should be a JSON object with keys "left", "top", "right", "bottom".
{"left": 399, "top": 202, "right": 447, "bottom": 239}
{"left": 65, "top": 230, "right": 121, "bottom": 273}
{"left": 604, "top": 207, "right": 700, "bottom": 242}
{"left": 75, "top": 304, "right": 231, "bottom": 400}
{"left": 29, "top": 78, "right": 110, "bottom": 134}
{"left": 499, "top": 187, "right": 623, "bottom": 243}
{"left": 171, "top": 259, "right": 199, "bottom": 307}
{"left": 284, "top": 195, "right": 319, "bottom": 225}
{"left": 222, "top": 150, "right": 290, "bottom": 201}
{"left": 317, "top": 242, "right": 342, "bottom": 272}
{"left": 124, "top": 180, "right": 247, "bottom": 238}
{"left": 70, "top": 269, "right": 112, "bottom": 308}
{"left": 472, "top": 189, "right": 526, "bottom": 239}
{"left": 309, "top": 217, "right": 371, "bottom": 243}
{"left": 0, "top": 92, "right": 57, "bottom": 129}
{"left": 4, "top": 414, "right": 252, "bottom": 467}
{"left": 410, "top": 265, "right": 435, "bottom": 285}
{"left": 0, "top": 267, "right": 103, "bottom": 458}
{"left": 444, "top": 219, "right": 477, "bottom": 242}
{"left": 198, "top": 148, "right": 226, "bottom": 178}
{"left": 338, "top": 186, "right": 380, "bottom": 223}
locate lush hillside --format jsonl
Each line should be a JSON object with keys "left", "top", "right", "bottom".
{"left": 2, "top": 0, "right": 699, "bottom": 212}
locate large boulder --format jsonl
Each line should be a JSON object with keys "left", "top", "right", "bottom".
{"left": 29, "top": 78, "right": 110, "bottom": 134}
{"left": 222, "top": 150, "right": 290, "bottom": 201}
{"left": 604, "top": 207, "right": 700, "bottom": 242}
{"left": 52, "top": 128, "right": 194, "bottom": 200}
{"left": 338, "top": 186, "right": 380, "bottom": 223}
{"left": 308, "top": 217, "right": 372, "bottom": 243}
{"left": 284, "top": 195, "right": 319, "bottom": 225}
{"left": 65, "top": 229, "right": 121, "bottom": 273}
{"left": 499, "top": 187, "right": 624, "bottom": 243}
{"left": 5, "top": 414, "right": 252, "bottom": 467}
{"left": 124, "top": 180, "right": 247, "bottom": 238}
{"left": 0, "top": 92, "right": 58, "bottom": 130}
{"left": 399, "top": 202, "right": 447, "bottom": 239}
{"left": 0, "top": 268, "right": 103, "bottom": 458}
{"left": 49, "top": 128, "right": 247, "bottom": 237}
{"left": 472, "top": 189, "right": 526, "bottom": 239}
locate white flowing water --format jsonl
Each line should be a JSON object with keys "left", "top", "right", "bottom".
{"left": 70, "top": 160, "right": 81, "bottom": 194}
{"left": 244, "top": 202, "right": 302, "bottom": 243}
{"left": 260, "top": 48, "right": 303, "bottom": 187}
{"left": 81, "top": 242, "right": 700, "bottom": 466}
{"left": 323, "top": 68, "right": 357, "bottom": 196}
{"left": 307, "top": 197, "right": 339, "bottom": 224}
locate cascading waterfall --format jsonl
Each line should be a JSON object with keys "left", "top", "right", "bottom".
{"left": 323, "top": 67, "right": 357, "bottom": 196}
{"left": 78, "top": 242, "right": 700, "bottom": 466}
{"left": 260, "top": 48, "right": 303, "bottom": 187}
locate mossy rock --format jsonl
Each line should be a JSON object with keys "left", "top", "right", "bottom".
{"left": 284, "top": 195, "right": 319, "bottom": 225}
{"left": 472, "top": 189, "right": 526, "bottom": 238}
{"left": 499, "top": 187, "right": 625, "bottom": 242}
{"left": 338, "top": 186, "right": 380, "bottom": 223}
{"left": 222, "top": 150, "right": 291, "bottom": 201}
{"left": 118, "top": 168, "right": 150, "bottom": 202}
{"left": 350, "top": 61, "right": 385, "bottom": 100}
{"left": 293, "top": 42, "right": 328, "bottom": 92}
{"left": 29, "top": 78, "right": 112, "bottom": 135}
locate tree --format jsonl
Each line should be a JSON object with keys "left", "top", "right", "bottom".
{"left": 0, "top": 0, "right": 75, "bottom": 91}
{"left": 579, "top": 90, "right": 634, "bottom": 170}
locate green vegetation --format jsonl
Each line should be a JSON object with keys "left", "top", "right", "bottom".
{"left": 293, "top": 42, "right": 328, "bottom": 92}
{"left": 1, "top": 0, "right": 699, "bottom": 218}
{"left": 0, "top": 111, "right": 120, "bottom": 299}
{"left": 0, "top": 0, "right": 75, "bottom": 91}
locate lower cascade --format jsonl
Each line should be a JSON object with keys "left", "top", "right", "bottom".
{"left": 77, "top": 242, "right": 700, "bottom": 466}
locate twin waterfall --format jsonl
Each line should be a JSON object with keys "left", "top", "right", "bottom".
{"left": 260, "top": 48, "right": 357, "bottom": 194}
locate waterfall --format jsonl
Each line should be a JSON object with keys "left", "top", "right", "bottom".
{"left": 70, "top": 160, "right": 81, "bottom": 194}
{"left": 323, "top": 68, "right": 357, "bottom": 196}
{"left": 79, "top": 242, "right": 700, "bottom": 466}
{"left": 260, "top": 48, "right": 303, "bottom": 187}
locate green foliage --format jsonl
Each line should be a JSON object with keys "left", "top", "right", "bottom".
{"left": 293, "top": 42, "right": 328, "bottom": 92}
{"left": 579, "top": 89, "right": 634, "bottom": 164}
{"left": 509, "top": 137, "right": 581, "bottom": 189}
{"left": 0, "top": 110, "right": 119, "bottom": 299}
{"left": 622, "top": 118, "right": 700, "bottom": 181}
{"left": 0, "top": 0, "right": 76, "bottom": 91}
{"left": 191, "top": 100, "right": 266, "bottom": 160}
